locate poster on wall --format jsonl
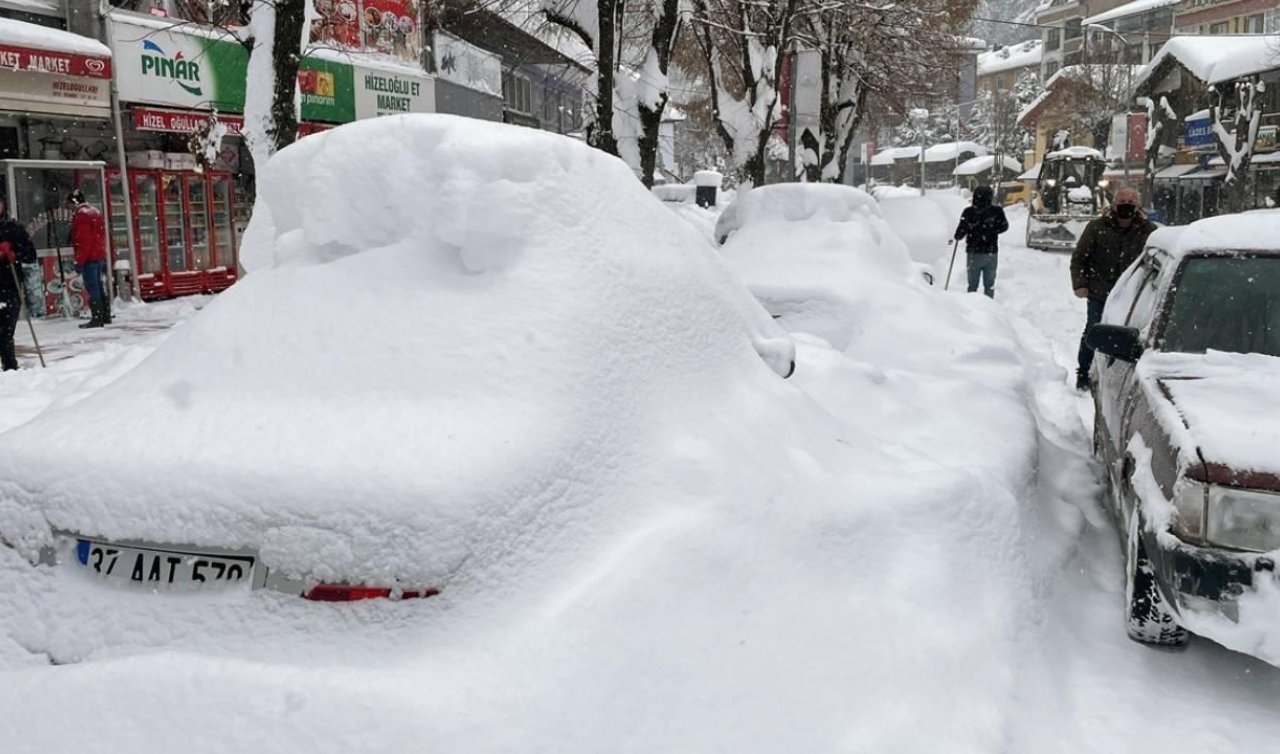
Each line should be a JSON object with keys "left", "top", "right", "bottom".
{"left": 310, "top": 0, "right": 361, "bottom": 49}
{"left": 360, "top": 0, "right": 421, "bottom": 63}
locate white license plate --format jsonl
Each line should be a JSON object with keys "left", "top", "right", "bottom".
{"left": 75, "top": 539, "right": 255, "bottom": 588}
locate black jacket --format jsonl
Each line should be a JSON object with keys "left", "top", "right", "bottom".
{"left": 1070, "top": 210, "right": 1157, "bottom": 300}
{"left": 0, "top": 215, "right": 37, "bottom": 298}
{"left": 954, "top": 196, "right": 1009, "bottom": 254}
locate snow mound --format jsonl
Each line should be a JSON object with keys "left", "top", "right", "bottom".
{"left": 0, "top": 114, "right": 794, "bottom": 587}
{"left": 877, "top": 193, "right": 969, "bottom": 274}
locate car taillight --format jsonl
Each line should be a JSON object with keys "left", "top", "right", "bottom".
{"left": 303, "top": 584, "right": 440, "bottom": 602}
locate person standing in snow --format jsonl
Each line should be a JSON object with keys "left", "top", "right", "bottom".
{"left": 0, "top": 196, "right": 38, "bottom": 371}
{"left": 68, "top": 189, "right": 110, "bottom": 329}
{"left": 953, "top": 184, "right": 1009, "bottom": 298}
{"left": 1070, "top": 186, "right": 1156, "bottom": 392}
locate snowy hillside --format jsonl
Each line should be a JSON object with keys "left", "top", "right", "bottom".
{"left": 972, "top": 0, "right": 1042, "bottom": 47}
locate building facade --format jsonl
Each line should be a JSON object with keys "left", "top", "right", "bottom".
{"left": 1173, "top": 0, "right": 1280, "bottom": 34}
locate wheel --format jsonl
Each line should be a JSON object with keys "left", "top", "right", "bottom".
{"left": 1124, "top": 507, "right": 1188, "bottom": 647}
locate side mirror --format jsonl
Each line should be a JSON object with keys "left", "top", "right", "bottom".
{"left": 1086, "top": 324, "right": 1144, "bottom": 362}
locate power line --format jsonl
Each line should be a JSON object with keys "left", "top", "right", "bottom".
{"left": 968, "top": 14, "right": 1279, "bottom": 40}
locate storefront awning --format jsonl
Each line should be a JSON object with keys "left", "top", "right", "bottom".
{"left": 1179, "top": 169, "right": 1227, "bottom": 181}
{"left": 1153, "top": 164, "right": 1199, "bottom": 180}
{"left": 1017, "top": 163, "right": 1041, "bottom": 181}
{"left": 0, "top": 18, "right": 113, "bottom": 119}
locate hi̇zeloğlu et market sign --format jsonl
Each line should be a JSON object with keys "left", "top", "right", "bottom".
{"left": 107, "top": 13, "right": 433, "bottom": 123}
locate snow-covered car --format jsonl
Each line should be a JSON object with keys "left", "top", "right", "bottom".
{"left": 713, "top": 183, "right": 930, "bottom": 349}
{"left": 1088, "top": 210, "right": 1280, "bottom": 652}
{"left": 0, "top": 115, "right": 795, "bottom": 602}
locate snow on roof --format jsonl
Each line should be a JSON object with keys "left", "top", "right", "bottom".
{"left": 924, "top": 142, "right": 989, "bottom": 163}
{"left": 0, "top": 0, "right": 61, "bottom": 16}
{"left": 1184, "top": 108, "right": 1210, "bottom": 122}
{"left": 976, "top": 40, "right": 1044, "bottom": 78}
{"left": 1153, "top": 164, "right": 1199, "bottom": 179}
{"left": 1135, "top": 35, "right": 1280, "bottom": 89}
{"left": 1208, "top": 152, "right": 1280, "bottom": 167}
{"left": 0, "top": 16, "right": 111, "bottom": 57}
{"left": 307, "top": 47, "right": 430, "bottom": 79}
{"left": 1082, "top": 0, "right": 1179, "bottom": 27}
{"left": 953, "top": 155, "right": 1023, "bottom": 176}
{"left": 870, "top": 146, "right": 922, "bottom": 165}
{"left": 1018, "top": 162, "right": 1041, "bottom": 180}
{"left": 1045, "top": 146, "right": 1105, "bottom": 161}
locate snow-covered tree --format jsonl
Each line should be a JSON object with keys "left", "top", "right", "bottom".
{"left": 967, "top": 68, "right": 1036, "bottom": 159}
{"left": 1135, "top": 94, "right": 1177, "bottom": 200}
{"left": 543, "top": 0, "right": 625, "bottom": 157}
{"left": 1212, "top": 76, "right": 1266, "bottom": 213}
{"left": 239, "top": 0, "right": 309, "bottom": 170}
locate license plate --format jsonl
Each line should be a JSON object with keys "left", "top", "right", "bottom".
{"left": 75, "top": 539, "right": 255, "bottom": 588}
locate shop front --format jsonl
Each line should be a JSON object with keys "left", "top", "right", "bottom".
{"left": 0, "top": 18, "right": 114, "bottom": 317}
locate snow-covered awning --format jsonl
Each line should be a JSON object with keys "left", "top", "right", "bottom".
{"left": 1179, "top": 168, "right": 1227, "bottom": 181}
{"left": 953, "top": 155, "right": 1023, "bottom": 176}
{"left": 0, "top": 17, "right": 111, "bottom": 60}
{"left": 1017, "top": 163, "right": 1041, "bottom": 181}
{"left": 869, "top": 146, "right": 921, "bottom": 165}
{"left": 1207, "top": 152, "right": 1280, "bottom": 167}
{"left": 924, "top": 141, "right": 988, "bottom": 163}
{"left": 1153, "top": 164, "right": 1199, "bottom": 180}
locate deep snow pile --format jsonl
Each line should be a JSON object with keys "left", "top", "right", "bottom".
{"left": 0, "top": 114, "right": 793, "bottom": 588}
{"left": 877, "top": 192, "right": 970, "bottom": 278}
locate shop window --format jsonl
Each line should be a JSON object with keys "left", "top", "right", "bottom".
{"left": 0, "top": 128, "right": 18, "bottom": 159}
{"left": 502, "top": 70, "right": 532, "bottom": 115}
{"left": 1256, "top": 169, "right": 1280, "bottom": 208}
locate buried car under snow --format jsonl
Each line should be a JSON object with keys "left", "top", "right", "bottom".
{"left": 1088, "top": 210, "right": 1280, "bottom": 653}
{"left": 713, "top": 184, "right": 931, "bottom": 350}
{"left": 0, "top": 115, "right": 795, "bottom": 602}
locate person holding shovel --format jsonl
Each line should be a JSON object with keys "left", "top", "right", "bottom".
{"left": 952, "top": 184, "right": 1009, "bottom": 298}
{"left": 0, "top": 196, "right": 38, "bottom": 371}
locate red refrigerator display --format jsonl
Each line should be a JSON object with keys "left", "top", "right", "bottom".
{"left": 106, "top": 168, "right": 240, "bottom": 300}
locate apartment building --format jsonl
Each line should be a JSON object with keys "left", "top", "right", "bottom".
{"left": 1035, "top": 0, "right": 1132, "bottom": 80}
{"left": 1174, "top": 0, "right": 1280, "bottom": 34}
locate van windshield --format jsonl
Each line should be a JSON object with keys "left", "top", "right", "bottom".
{"left": 1160, "top": 255, "right": 1280, "bottom": 357}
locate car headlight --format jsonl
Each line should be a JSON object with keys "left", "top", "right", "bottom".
{"left": 1171, "top": 481, "right": 1206, "bottom": 542}
{"left": 1205, "top": 486, "right": 1280, "bottom": 552}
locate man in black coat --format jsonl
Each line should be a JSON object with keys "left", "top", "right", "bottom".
{"left": 1070, "top": 186, "right": 1157, "bottom": 391}
{"left": 0, "top": 196, "right": 38, "bottom": 371}
{"left": 953, "top": 184, "right": 1010, "bottom": 298}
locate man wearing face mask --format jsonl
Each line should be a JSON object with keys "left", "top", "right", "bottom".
{"left": 1070, "top": 186, "right": 1156, "bottom": 391}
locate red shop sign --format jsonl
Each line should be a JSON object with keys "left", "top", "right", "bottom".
{"left": 0, "top": 43, "right": 112, "bottom": 79}
{"left": 133, "top": 108, "right": 246, "bottom": 135}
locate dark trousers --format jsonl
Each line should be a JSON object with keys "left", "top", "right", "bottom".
{"left": 82, "top": 259, "right": 107, "bottom": 305}
{"left": 1, "top": 291, "right": 20, "bottom": 371}
{"left": 1076, "top": 297, "right": 1106, "bottom": 377}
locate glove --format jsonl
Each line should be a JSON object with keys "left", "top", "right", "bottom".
{"left": 0, "top": 241, "right": 13, "bottom": 264}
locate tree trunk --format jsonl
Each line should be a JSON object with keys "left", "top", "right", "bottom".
{"left": 270, "top": 0, "right": 306, "bottom": 154}
{"left": 591, "top": 0, "right": 620, "bottom": 157}
{"left": 637, "top": 0, "right": 680, "bottom": 187}
{"left": 241, "top": 0, "right": 307, "bottom": 170}
{"left": 638, "top": 104, "right": 663, "bottom": 187}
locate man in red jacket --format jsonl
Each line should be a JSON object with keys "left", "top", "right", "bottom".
{"left": 69, "top": 189, "right": 109, "bottom": 328}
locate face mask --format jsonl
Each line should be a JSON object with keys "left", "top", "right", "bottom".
{"left": 1114, "top": 203, "right": 1137, "bottom": 219}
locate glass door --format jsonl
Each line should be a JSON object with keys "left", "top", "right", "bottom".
{"left": 134, "top": 173, "right": 162, "bottom": 276}
{"left": 107, "top": 172, "right": 131, "bottom": 265}
{"left": 162, "top": 174, "right": 187, "bottom": 273}
{"left": 186, "top": 175, "right": 210, "bottom": 270}
{"left": 211, "top": 175, "right": 235, "bottom": 270}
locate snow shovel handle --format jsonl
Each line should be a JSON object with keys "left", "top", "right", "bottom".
{"left": 944, "top": 238, "right": 959, "bottom": 291}
{"left": 8, "top": 262, "right": 45, "bottom": 368}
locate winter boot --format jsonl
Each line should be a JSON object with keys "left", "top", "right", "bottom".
{"left": 101, "top": 297, "right": 112, "bottom": 325}
{"left": 1075, "top": 370, "right": 1090, "bottom": 392}
{"left": 78, "top": 300, "right": 104, "bottom": 329}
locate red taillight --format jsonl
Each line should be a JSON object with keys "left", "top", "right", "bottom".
{"left": 303, "top": 584, "right": 440, "bottom": 602}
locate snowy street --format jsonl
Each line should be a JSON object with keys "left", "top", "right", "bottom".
{"left": 1, "top": 120, "right": 1279, "bottom": 752}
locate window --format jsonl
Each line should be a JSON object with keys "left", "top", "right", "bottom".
{"left": 1046, "top": 28, "right": 1061, "bottom": 51}
{"left": 502, "top": 70, "right": 532, "bottom": 115}
{"left": 1159, "top": 257, "right": 1280, "bottom": 357}
{"left": 1045, "top": 61, "right": 1060, "bottom": 79}
{"left": 995, "top": 74, "right": 1006, "bottom": 91}
{"left": 1245, "top": 14, "right": 1265, "bottom": 33}
{"left": 1065, "top": 19, "right": 1082, "bottom": 40}
{"left": 1209, "top": 21, "right": 1229, "bottom": 35}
